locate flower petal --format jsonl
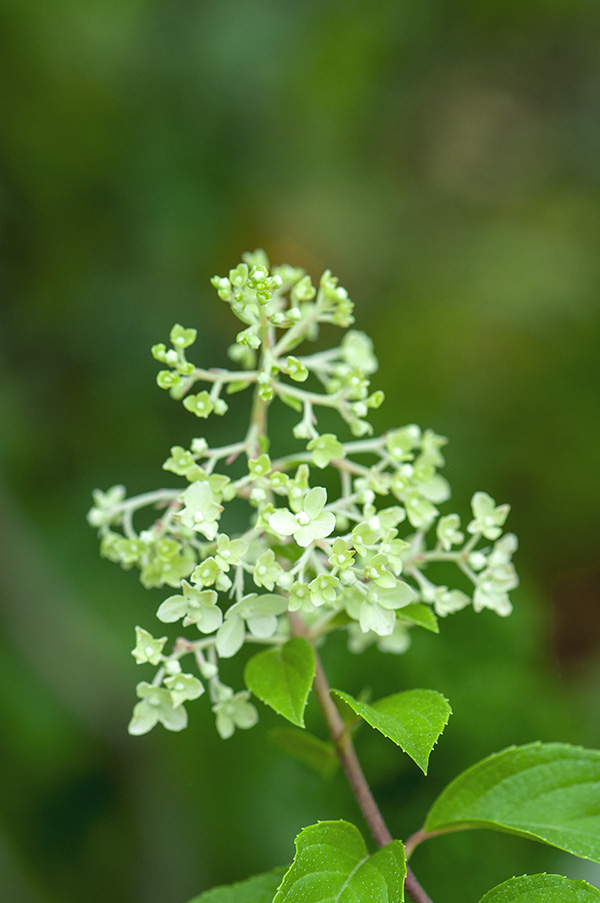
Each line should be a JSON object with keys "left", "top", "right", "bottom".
{"left": 215, "top": 616, "right": 245, "bottom": 658}
{"left": 303, "top": 486, "right": 327, "bottom": 519}
{"left": 192, "top": 605, "right": 223, "bottom": 634}
{"left": 156, "top": 594, "right": 188, "bottom": 623}
{"left": 359, "top": 602, "right": 395, "bottom": 636}
{"left": 310, "top": 510, "right": 336, "bottom": 540}
{"left": 159, "top": 702, "right": 188, "bottom": 732}
{"left": 128, "top": 700, "right": 160, "bottom": 735}
{"left": 269, "top": 508, "right": 298, "bottom": 536}
{"left": 247, "top": 613, "right": 278, "bottom": 638}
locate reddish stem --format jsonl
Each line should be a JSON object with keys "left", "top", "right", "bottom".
{"left": 288, "top": 613, "right": 434, "bottom": 903}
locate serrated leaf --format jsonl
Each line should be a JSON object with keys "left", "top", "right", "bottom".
{"left": 273, "top": 820, "right": 406, "bottom": 903}
{"left": 187, "top": 867, "right": 287, "bottom": 903}
{"left": 244, "top": 637, "right": 315, "bottom": 727}
{"left": 396, "top": 603, "right": 439, "bottom": 633}
{"left": 332, "top": 689, "right": 451, "bottom": 774}
{"left": 425, "top": 743, "right": 600, "bottom": 863}
{"left": 480, "top": 873, "right": 600, "bottom": 902}
{"left": 268, "top": 727, "right": 339, "bottom": 779}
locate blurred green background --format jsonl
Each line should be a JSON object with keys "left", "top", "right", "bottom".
{"left": 1, "top": 1, "right": 600, "bottom": 901}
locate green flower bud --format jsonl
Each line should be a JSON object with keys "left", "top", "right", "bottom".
{"left": 211, "top": 275, "right": 233, "bottom": 300}
{"left": 284, "top": 356, "right": 309, "bottom": 382}
{"left": 253, "top": 549, "right": 284, "bottom": 591}
{"left": 164, "top": 674, "right": 204, "bottom": 707}
{"left": 307, "top": 433, "right": 344, "bottom": 469}
{"left": 228, "top": 262, "right": 249, "bottom": 287}
{"left": 437, "top": 514, "right": 464, "bottom": 551}
{"left": 157, "top": 370, "right": 183, "bottom": 391}
{"left": 468, "top": 492, "right": 510, "bottom": 541}
{"left": 248, "top": 454, "right": 271, "bottom": 477}
{"left": 291, "top": 275, "right": 316, "bottom": 303}
{"left": 191, "top": 556, "right": 221, "bottom": 587}
{"left": 309, "top": 574, "right": 339, "bottom": 607}
{"left": 329, "top": 538, "right": 355, "bottom": 570}
{"left": 151, "top": 343, "right": 168, "bottom": 362}
{"left": 288, "top": 582, "right": 313, "bottom": 612}
{"left": 163, "top": 445, "right": 196, "bottom": 477}
{"left": 169, "top": 324, "right": 197, "bottom": 349}
{"left": 183, "top": 392, "right": 214, "bottom": 418}
{"left": 386, "top": 425, "right": 421, "bottom": 462}
{"left": 236, "top": 328, "right": 261, "bottom": 350}
{"left": 132, "top": 626, "right": 167, "bottom": 665}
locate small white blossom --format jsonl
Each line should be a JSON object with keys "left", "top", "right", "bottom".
{"left": 269, "top": 487, "right": 336, "bottom": 547}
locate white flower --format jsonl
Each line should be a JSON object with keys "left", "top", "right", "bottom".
{"left": 212, "top": 689, "right": 258, "bottom": 739}
{"left": 437, "top": 514, "right": 464, "bottom": 551}
{"left": 358, "top": 581, "right": 416, "bottom": 636}
{"left": 179, "top": 481, "right": 223, "bottom": 539}
{"left": 269, "top": 487, "right": 335, "bottom": 547}
{"left": 87, "top": 484, "right": 126, "bottom": 527}
{"left": 128, "top": 682, "right": 188, "bottom": 735}
{"left": 215, "top": 593, "right": 289, "bottom": 658}
{"left": 468, "top": 492, "right": 510, "bottom": 541}
{"left": 156, "top": 582, "right": 223, "bottom": 633}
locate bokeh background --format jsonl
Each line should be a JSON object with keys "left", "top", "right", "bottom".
{"left": 1, "top": 1, "right": 600, "bottom": 902}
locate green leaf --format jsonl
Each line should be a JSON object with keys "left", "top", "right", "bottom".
{"left": 225, "top": 379, "right": 252, "bottom": 395}
{"left": 396, "top": 603, "right": 439, "bottom": 633}
{"left": 268, "top": 727, "right": 339, "bottom": 779}
{"left": 244, "top": 637, "right": 315, "bottom": 727}
{"left": 332, "top": 689, "right": 452, "bottom": 774}
{"left": 425, "top": 742, "right": 600, "bottom": 863}
{"left": 187, "top": 867, "right": 287, "bottom": 903}
{"left": 273, "top": 820, "right": 406, "bottom": 903}
{"left": 479, "top": 874, "right": 600, "bottom": 902}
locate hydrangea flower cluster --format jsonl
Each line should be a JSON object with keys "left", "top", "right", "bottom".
{"left": 89, "top": 251, "right": 518, "bottom": 739}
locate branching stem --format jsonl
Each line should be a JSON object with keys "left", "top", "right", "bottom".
{"left": 288, "top": 612, "right": 435, "bottom": 903}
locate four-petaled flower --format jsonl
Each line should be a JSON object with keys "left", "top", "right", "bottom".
{"left": 253, "top": 549, "right": 284, "bottom": 591}
{"left": 346, "top": 581, "right": 416, "bottom": 637}
{"left": 170, "top": 323, "right": 197, "bottom": 349}
{"left": 132, "top": 626, "right": 166, "bottom": 665}
{"left": 215, "top": 534, "right": 248, "bottom": 571}
{"left": 309, "top": 574, "right": 339, "bottom": 607}
{"left": 468, "top": 492, "right": 510, "bottom": 541}
{"left": 248, "top": 454, "right": 271, "bottom": 477}
{"left": 215, "top": 593, "right": 289, "bottom": 658}
{"left": 363, "top": 553, "right": 397, "bottom": 588}
{"left": 164, "top": 673, "right": 204, "bottom": 707}
{"left": 328, "top": 537, "right": 355, "bottom": 570}
{"left": 156, "top": 581, "right": 223, "bottom": 633}
{"left": 269, "top": 487, "right": 335, "bottom": 547}
{"left": 179, "top": 481, "right": 223, "bottom": 539}
{"left": 183, "top": 391, "right": 214, "bottom": 418}
{"left": 87, "top": 484, "right": 126, "bottom": 528}
{"left": 163, "top": 445, "right": 202, "bottom": 481}
{"left": 307, "top": 433, "right": 344, "bottom": 469}
{"left": 128, "top": 682, "right": 188, "bottom": 735}
{"left": 437, "top": 514, "right": 464, "bottom": 551}
{"left": 212, "top": 689, "right": 259, "bottom": 740}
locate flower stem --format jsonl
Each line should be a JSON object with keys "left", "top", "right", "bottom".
{"left": 288, "top": 612, "right": 435, "bottom": 903}
{"left": 248, "top": 310, "right": 273, "bottom": 455}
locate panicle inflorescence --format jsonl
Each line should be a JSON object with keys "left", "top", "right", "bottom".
{"left": 89, "top": 251, "right": 518, "bottom": 739}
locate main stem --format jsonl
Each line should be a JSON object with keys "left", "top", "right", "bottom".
{"left": 289, "top": 612, "right": 435, "bottom": 903}
{"left": 253, "top": 318, "right": 433, "bottom": 902}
